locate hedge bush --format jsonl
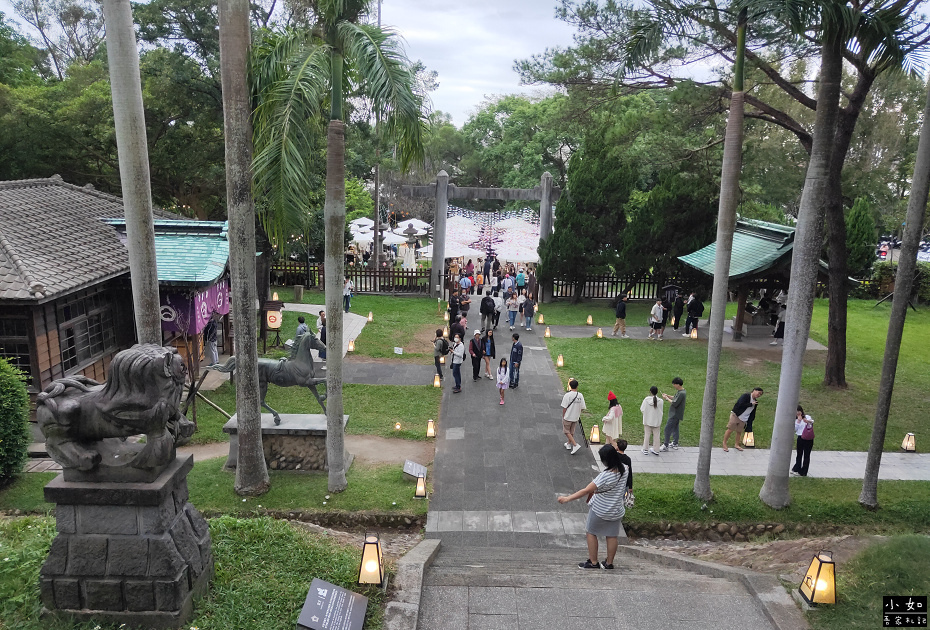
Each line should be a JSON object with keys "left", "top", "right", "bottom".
{"left": 872, "top": 260, "right": 930, "bottom": 302}
{"left": 0, "top": 358, "right": 30, "bottom": 484}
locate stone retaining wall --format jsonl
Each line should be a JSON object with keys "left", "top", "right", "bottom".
{"left": 264, "top": 434, "right": 327, "bottom": 471}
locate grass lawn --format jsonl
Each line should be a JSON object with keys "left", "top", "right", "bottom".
{"left": 630, "top": 474, "right": 930, "bottom": 530}
{"left": 272, "top": 288, "right": 443, "bottom": 364}
{"left": 548, "top": 299, "right": 930, "bottom": 452}
{"left": 191, "top": 382, "right": 441, "bottom": 444}
{"left": 0, "top": 515, "right": 388, "bottom": 630}
{"left": 0, "top": 460, "right": 429, "bottom": 516}
{"left": 538, "top": 299, "right": 654, "bottom": 327}
{"left": 808, "top": 535, "right": 930, "bottom": 630}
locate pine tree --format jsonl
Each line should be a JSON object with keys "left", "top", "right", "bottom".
{"left": 846, "top": 198, "right": 877, "bottom": 277}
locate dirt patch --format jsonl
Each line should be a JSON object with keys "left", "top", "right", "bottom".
{"left": 635, "top": 534, "right": 883, "bottom": 581}
{"left": 345, "top": 435, "right": 434, "bottom": 466}
{"left": 290, "top": 520, "right": 423, "bottom": 563}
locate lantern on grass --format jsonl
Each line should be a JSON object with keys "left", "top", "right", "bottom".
{"left": 566, "top": 379, "right": 573, "bottom": 392}
{"left": 557, "top": 354, "right": 564, "bottom": 367}
{"left": 690, "top": 328, "right": 699, "bottom": 340}
{"left": 358, "top": 534, "right": 385, "bottom": 586}
{"left": 596, "top": 328, "right": 603, "bottom": 339}
{"left": 415, "top": 474, "right": 427, "bottom": 499}
{"left": 368, "top": 311, "right": 374, "bottom": 322}
{"left": 433, "top": 374, "right": 441, "bottom": 388}
{"left": 439, "top": 355, "right": 446, "bottom": 364}
{"left": 348, "top": 339, "right": 356, "bottom": 352}
{"left": 586, "top": 315, "right": 593, "bottom": 326}
{"left": 272, "top": 291, "right": 279, "bottom": 301}
{"left": 742, "top": 431, "right": 755, "bottom": 448}
{"left": 443, "top": 326, "right": 449, "bottom": 338}
{"left": 534, "top": 303, "right": 539, "bottom": 312}
{"left": 544, "top": 327, "right": 551, "bottom": 338}
{"left": 444, "top": 311, "right": 450, "bottom": 322}
{"left": 427, "top": 419, "right": 435, "bottom": 438}
{"left": 798, "top": 551, "right": 836, "bottom": 606}
{"left": 902, "top": 432, "right": 916, "bottom": 452}
{"left": 538, "top": 313, "right": 544, "bottom": 325}
{"left": 590, "top": 424, "right": 601, "bottom": 444}
{"left": 394, "top": 422, "right": 402, "bottom": 431}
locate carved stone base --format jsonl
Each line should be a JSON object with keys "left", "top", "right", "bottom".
{"left": 223, "top": 413, "right": 353, "bottom": 472}
{"left": 40, "top": 456, "right": 213, "bottom": 629}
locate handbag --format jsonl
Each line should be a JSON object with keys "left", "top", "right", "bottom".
{"left": 624, "top": 489, "right": 635, "bottom": 509}
{"left": 801, "top": 423, "right": 814, "bottom": 440}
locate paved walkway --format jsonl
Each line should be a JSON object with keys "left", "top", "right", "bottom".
{"left": 596, "top": 443, "right": 930, "bottom": 480}
{"left": 425, "top": 325, "right": 605, "bottom": 549}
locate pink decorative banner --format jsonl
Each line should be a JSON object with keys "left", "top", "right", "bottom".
{"left": 159, "top": 278, "right": 230, "bottom": 335}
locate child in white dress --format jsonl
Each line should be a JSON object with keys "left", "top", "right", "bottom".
{"left": 496, "top": 358, "right": 509, "bottom": 405}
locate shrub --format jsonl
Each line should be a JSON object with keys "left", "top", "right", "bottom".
{"left": 872, "top": 260, "right": 930, "bottom": 302}
{"left": 0, "top": 358, "right": 30, "bottom": 483}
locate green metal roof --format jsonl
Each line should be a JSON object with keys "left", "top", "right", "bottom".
{"left": 679, "top": 218, "right": 796, "bottom": 282}
{"left": 102, "top": 219, "right": 229, "bottom": 286}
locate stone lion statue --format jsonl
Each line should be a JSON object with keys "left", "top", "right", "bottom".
{"left": 37, "top": 344, "right": 195, "bottom": 472}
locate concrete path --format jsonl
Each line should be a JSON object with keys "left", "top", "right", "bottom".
{"left": 419, "top": 547, "right": 783, "bottom": 630}
{"left": 596, "top": 443, "right": 930, "bottom": 480}
{"left": 425, "top": 325, "right": 605, "bottom": 549}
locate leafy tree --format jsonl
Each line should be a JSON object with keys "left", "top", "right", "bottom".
{"left": 0, "top": 12, "right": 45, "bottom": 85}
{"left": 12, "top": 0, "right": 105, "bottom": 79}
{"left": 0, "top": 358, "right": 29, "bottom": 484}
{"left": 846, "top": 197, "right": 877, "bottom": 277}
{"left": 538, "top": 130, "right": 636, "bottom": 303}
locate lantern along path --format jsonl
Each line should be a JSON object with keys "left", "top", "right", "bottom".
{"left": 594, "top": 444, "right": 930, "bottom": 480}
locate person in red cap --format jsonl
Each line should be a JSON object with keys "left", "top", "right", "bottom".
{"left": 601, "top": 391, "right": 623, "bottom": 449}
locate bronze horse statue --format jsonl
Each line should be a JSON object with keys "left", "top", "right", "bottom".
{"left": 209, "top": 331, "right": 327, "bottom": 424}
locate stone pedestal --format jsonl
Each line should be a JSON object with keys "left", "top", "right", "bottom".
{"left": 40, "top": 456, "right": 213, "bottom": 629}
{"left": 223, "top": 413, "right": 352, "bottom": 472}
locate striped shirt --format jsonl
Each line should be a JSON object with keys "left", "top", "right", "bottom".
{"left": 589, "top": 468, "right": 628, "bottom": 521}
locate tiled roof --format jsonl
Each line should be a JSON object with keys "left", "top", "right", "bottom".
{"left": 679, "top": 219, "right": 797, "bottom": 281}
{"left": 103, "top": 219, "right": 229, "bottom": 286}
{"left": 0, "top": 176, "right": 177, "bottom": 301}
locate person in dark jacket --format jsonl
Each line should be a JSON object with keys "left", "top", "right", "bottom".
{"left": 480, "top": 290, "right": 495, "bottom": 333}
{"left": 683, "top": 294, "right": 705, "bottom": 336}
{"left": 449, "top": 289, "right": 461, "bottom": 322}
{"left": 450, "top": 315, "right": 466, "bottom": 343}
{"left": 672, "top": 293, "right": 685, "bottom": 330}
{"left": 469, "top": 330, "right": 485, "bottom": 381}
{"left": 723, "top": 387, "right": 763, "bottom": 451}
{"left": 612, "top": 294, "right": 629, "bottom": 337}
{"left": 509, "top": 333, "right": 523, "bottom": 388}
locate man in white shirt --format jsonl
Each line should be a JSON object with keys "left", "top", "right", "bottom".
{"left": 561, "top": 379, "right": 587, "bottom": 455}
{"left": 343, "top": 276, "right": 354, "bottom": 312}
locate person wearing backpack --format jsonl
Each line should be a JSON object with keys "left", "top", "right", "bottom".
{"left": 684, "top": 293, "right": 705, "bottom": 336}
{"left": 492, "top": 290, "right": 504, "bottom": 329}
{"left": 433, "top": 328, "right": 449, "bottom": 382}
{"left": 480, "top": 290, "right": 495, "bottom": 333}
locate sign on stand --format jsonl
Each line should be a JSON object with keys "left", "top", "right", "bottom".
{"left": 403, "top": 460, "right": 427, "bottom": 480}
{"left": 297, "top": 578, "right": 368, "bottom": 630}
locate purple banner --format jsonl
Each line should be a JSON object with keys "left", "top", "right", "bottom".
{"left": 159, "top": 278, "right": 230, "bottom": 335}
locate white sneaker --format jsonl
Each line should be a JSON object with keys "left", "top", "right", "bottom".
{"left": 611, "top": 331, "right": 617, "bottom": 337}
{"left": 649, "top": 448, "right": 660, "bottom": 456}
{"left": 621, "top": 334, "right": 630, "bottom": 338}
{"left": 671, "top": 443, "right": 679, "bottom": 450}
{"left": 510, "top": 326, "right": 514, "bottom": 331}
{"left": 659, "top": 444, "right": 668, "bottom": 452}
{"left": 527, "top": 328, "right": 532, "bottom": 331}
{"left": 571, "top": 444, "right": 582, "bottom": 455}
{"left": 564, "top": 442, "right": 571, "bottom": 450}
{"left": 682, "top": 333, "right": 690, "bottom": 337}
{"left": 770, "top": 341, "right": 778, "bottom": 345}
{"left": 642, "top": 449, "right": 648, "bottom": 455}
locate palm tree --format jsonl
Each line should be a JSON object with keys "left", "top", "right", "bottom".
{"left": 859, "top": 76, "right": 930, "bottom": 509}
{"left": 251, "top": 0, "right": 425, "bottom": 492}
{"left": 100, "top": 0, "right": 161, "bottom": 345}
{"left": 625, "top": 2, "right": 749, "bottom": 501}
{"left": 218, "top": 0, "right": 269, "bottom": 495}
{"left": 759, "top": 0, "right": 916, "bottom": 508}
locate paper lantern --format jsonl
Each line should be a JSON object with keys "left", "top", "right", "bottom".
{"left": 444, "top": 311, "right": 450, "bottom": 321}
{"left": 902, "top": 432, "right": 916, "bottom": 452}
{"left": 799, "top": 551, "right": 836, "bottom": 606}
{"left": 538, "top": 313, "right": 544, "bottom": 324}
{"left": 557, "top": 354, "right": 564, "bottom": 367}
{"left": 566, "top": 379, "right": 573, "bottom": 392}
{"left": 368, "top": 311, "right": 374, "bottom": 322}
{"left": 544, "top": 327, "right": 551, "bottom": 338}
{"left": 742, "top": 431, "right": 755, "bottom": 448}
{"left": 534, "top": 303, "right": 539, "bottom": 312}
{"left": 415, "top": 474, "right": 427, "bottom": 499}
{"left": 690, "top": 328, "right": 698, "bottom": 339}
{"left": 348, "top": 339, "right": 355, "bottom": 352}
{"left": 358, "top": 534, "right": 384, "bottom": 586}
{"left": 433, "top": 374, "right": 441, "bottom": 388}
{"left": 272, "top": 292, "right": 279, "bottom": 301}
{"left": 443, "top": 326, "right": 449, "bottom": 338}
{"left": 586, "top": 315, "right": 593, "bottom": 325}
{"left": 394, "top": 422, "right": 401, "bottom": 431}
{"left": 596, "top": 328, "right": 603, "bottom": 338}
{"left": 426, "top": 419, "right": 435, "bottom": 438}
{"left": 439, "top": 355, "right": 445, "bottom": 364}
{"left": 590, "top": 424, "right": 601, "bottom": 444}
{"left": 266, "top": 309, "right": 282, "bottom": 330}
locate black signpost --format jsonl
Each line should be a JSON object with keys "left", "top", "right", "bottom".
{"left": 297, "top": 578, "right": 368, "bottom": 630}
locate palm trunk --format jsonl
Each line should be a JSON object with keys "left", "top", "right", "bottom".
{"left": 219, "top": 0, "right": 269, "bottom": 495}
{"left": 760, "top": 34, "right": 843, "bottom": 509}
{"left": 100, "top": 0, "right": 161, "bottom": 345}
{"left": 694, "top": 11, "right": 746, "bottom": 501}
{"left": 859, "top": 77, "right": 930, "bottom": 509}
{"left": 325, "top": 48, "right": 348, "bottom": 493}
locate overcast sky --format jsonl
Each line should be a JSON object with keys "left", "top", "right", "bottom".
{"left": 0, "top": 0, "right": 576, "bottom": 127}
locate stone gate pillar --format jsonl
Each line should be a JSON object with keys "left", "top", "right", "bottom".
{"left": 538, "top": 171, "right": 553, "bottom": 245}
{"left": 430, "top": 170, "right": 449, "bottom": 299}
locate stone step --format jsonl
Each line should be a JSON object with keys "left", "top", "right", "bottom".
{"left": 28, "top": 442, "right": 49, "bottom": 458}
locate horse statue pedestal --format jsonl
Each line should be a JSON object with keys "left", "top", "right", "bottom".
{"left": 222, "top": 414, "right": 354, "bottom": 472}
{"left": 39, "top": 455, "right": 213, "bottom": 629}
